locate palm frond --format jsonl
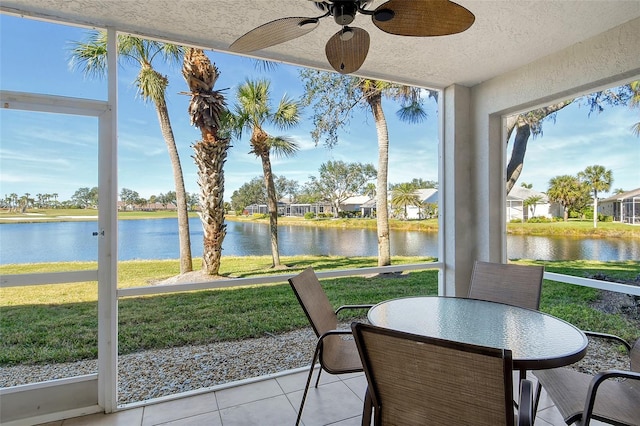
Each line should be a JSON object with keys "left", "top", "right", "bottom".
{"left": 268, "top": 136, "right": 300, "bottom": 159}
{"left": 273, "top": 94, "right": 301, "bottom": 130}
{"left": 397, "top": 101, "right": 427, "bottom": 124}
{"left": 67, "top": 31, "right": 108, "bottom": 79}
{"left": 137, "top": 66, "right": 168, "bottom": 104}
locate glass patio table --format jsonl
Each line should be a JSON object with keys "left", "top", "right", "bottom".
{"left": 367, "top": 296, "right": 588, "bottom": 371}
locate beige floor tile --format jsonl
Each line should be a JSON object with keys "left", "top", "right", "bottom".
{"left": 276, "top": 369, "right": 312, "bottom": 394}
{"left": 62, "top": 408, "right": 143, "bottom": 425}
{"left": 341, "top": 374, "right": 367, "bottom": 400}
{"left": 288, "top": 380, "right": 365, "bottom": 426}
{"left": 535, "top": 405, "right": 566, "bottom": 426}
{"left": 156, "top": 410, "right": 222, "bottom": 426}
{"left": 141, "top": 394, "right": 216, "bottom": 426}
{"left": 215, "top": 379, "right": 283, "bottom": 410}
{"left": 277, "top": 367, "right": 343, "bottom": 396}
{"left": 219, "top": 394, "right": 297, "bottom": 426}
{"left": 329, "top": 416, "right": 363, "bottom": 426}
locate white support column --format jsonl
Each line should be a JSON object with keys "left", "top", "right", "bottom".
{"left": 97, "top": 26, "right": 118, "bottom": 413}
{"left": 440, "top": 84, "right": 476, "bottom": 296}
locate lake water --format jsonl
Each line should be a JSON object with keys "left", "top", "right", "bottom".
{"left": 0, "top": 218, "right": 638, "bottom": 264}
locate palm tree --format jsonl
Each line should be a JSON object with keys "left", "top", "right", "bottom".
{"left": 69, "top": 32, "right": 193, "bottom": 273}
{"left": 523, "top": 195, "right": 543, "bottom": 219}
{"left": 547, "top": 175, "right": 589, "bottom": 222}
{"left": 578, "top": 165, "right": 613, "bottom": 228}
{"left": 181, "top": 48, "right": 230, "bottom": 275}
{"left": 228, "top": 79, "right": 301, "bottom": 268}
{"left": 299, "top": 70, "right": 430, "bottom": 267}
{"left": 358, "top": 80, "right": 428, "bottom": 265}
{"left": 391, "top": 183, "right": 420, "bottom": 220}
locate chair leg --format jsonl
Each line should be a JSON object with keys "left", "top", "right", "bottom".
{"left": 314, "top": 367, "right": 323, "bottom": 388}
{"left": 362, "top": 386, "right": 372, "bottom": 426}
{"left": 295, "top": 343, "right": 322, "bottom": 426}
{"left": 533, "top": 381, "right": 542, "bottom": 420}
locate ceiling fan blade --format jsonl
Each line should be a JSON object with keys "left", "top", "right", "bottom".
{"left": 325, "top": 27, "right": 370, "bottom": 74}
{"left": 373, "top": 0, "right": 475, "bottom": 36}
{"left": 229, "top": 17, "right": 320, "bottom": 53}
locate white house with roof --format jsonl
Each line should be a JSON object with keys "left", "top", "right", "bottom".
{"left": 506, "top": 187, "right": 554, "bottom": 222}
{"left": 598, "top": 188, "right": 640, "bottom": 224}
{"left": 404, "top": 188, "right": 439, "bottom": 219}
{"left": 339, "top": 195, "right": 375, "bottom": 217}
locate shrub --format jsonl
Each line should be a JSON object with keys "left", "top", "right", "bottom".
{"left": 598, "top": 214, "right": 613, "bottom": 222}
{"left": 527, "top": 216, "right": 553, "bottom": 223}
{"left": 510, "top": 218, "right": 523, "bottom": 223}
{"left": 304, "top": 212, "right": 316, "bottom": 220}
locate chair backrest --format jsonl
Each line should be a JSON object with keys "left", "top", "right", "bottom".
{"left": 468, "top": 261, "right": 544, "bottom": 310}
{"left": 351, "top": 322, "right": 515, "bottom": 426}
{"left": 288, "top": 267, "right": 338, "bottom": 337}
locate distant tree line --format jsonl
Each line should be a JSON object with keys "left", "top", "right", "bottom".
{"left": 1, "top": 187, "right": 200, "bottom": 211}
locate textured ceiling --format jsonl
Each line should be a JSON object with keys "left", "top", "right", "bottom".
{"left": 2, "top": 0, "right": 639, "bottom": 88}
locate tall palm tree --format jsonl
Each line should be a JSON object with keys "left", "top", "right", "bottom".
{"left": 181, "top": 48, "right": 229, "bottom": 275}
{"left": 228, "top": 79, "right": 301, "bottom": 268}
{"left": 391, "top": 183, "right": 420, "bottom": 220}
{"left": 358, "top": 79, "right": 428, "bottom": 266}
{"left": 578, "top": 165, "right": 613, "bottom": 228}
{"left": 300, "top": 70, "right": 430, "bottom": 267}
{"left": 69, "top": 32, "right": 193, "bottom": 273}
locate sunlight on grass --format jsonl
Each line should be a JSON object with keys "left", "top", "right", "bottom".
{"left": 1, "top": 258, "right": 637, "bottom": 365}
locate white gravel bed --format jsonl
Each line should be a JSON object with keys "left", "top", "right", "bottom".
{"left": 0, "top": 327, "right": 320, "bottom": 405}
{"left": 0, "top": 325, "right": 632, "bottom": 406}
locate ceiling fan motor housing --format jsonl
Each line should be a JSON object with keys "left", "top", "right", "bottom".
{"left": 312, "top": 0, "right": 373, "bottom": 25}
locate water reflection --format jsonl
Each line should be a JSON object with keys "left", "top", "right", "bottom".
{"left": 506, "top": 235, "right": 639, "bottom": 261}
{"left": 0, "top": 219, "right": 637, "bottom": 264}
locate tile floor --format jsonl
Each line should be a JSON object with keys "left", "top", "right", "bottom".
{"left": 36, "top": 367, "right": 608, "bottom": 426}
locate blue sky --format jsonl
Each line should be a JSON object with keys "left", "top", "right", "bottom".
{"left": 1, "top": 15, "right": 638, "bottom": 203}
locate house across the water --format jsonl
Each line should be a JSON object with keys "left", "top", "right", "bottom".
{"left": 598, "top": 188, "right": 640, "bottom": 224}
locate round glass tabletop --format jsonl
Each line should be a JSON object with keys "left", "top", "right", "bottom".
{"left": 367, "top": 296, "right": 588, "bottom": 369}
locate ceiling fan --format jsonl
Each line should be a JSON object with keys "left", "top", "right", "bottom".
{"left": 229, "top": 0, "right": 475, "bottom": 74}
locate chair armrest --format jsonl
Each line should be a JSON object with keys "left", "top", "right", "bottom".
{"left": 517, "top": 379, "right": 534, "bottom": 426}
{"left": 582, "top": 370, "right": 640, "bottom": 424}
{"left": 583, "top": 331, "right": 631, "bottom": 352}
{"left": 335, "top": 304, "right": 374, "bottom": 315}
{"left": 318, "top": 329, "right": 354, "bottom": 341}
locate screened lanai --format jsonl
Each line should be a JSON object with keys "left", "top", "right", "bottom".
{"left": 1, "top": 1, "right": 639, "bottom": 424}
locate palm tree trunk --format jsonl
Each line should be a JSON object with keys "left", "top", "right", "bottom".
{"left": 369, "top": 94, "right": 391, "bottom": 266}
{"left": 593, "top": 190, "right": 599, "bottom": 228}
{"left": 155, "top": 102, "right": 193, "bottom": 273}
{"left": 260, "top": 151, "right": 281, "bottom": 267}
{"left": 182, "top": 48, "right": 229, "bottom": 275}
{"left": 193, "top": 136, "right": 229, "bottom": 274}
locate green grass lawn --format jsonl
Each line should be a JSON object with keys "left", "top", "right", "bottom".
{"left": 1, "top": 257, "right": 638, "bottom": 366}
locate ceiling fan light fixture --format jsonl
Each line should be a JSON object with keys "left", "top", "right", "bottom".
{"left": 373, "top": 8, "right": 394, "bottom": 22}
{"left": 340, "top": 27, "right": 354, "bottom": 41}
